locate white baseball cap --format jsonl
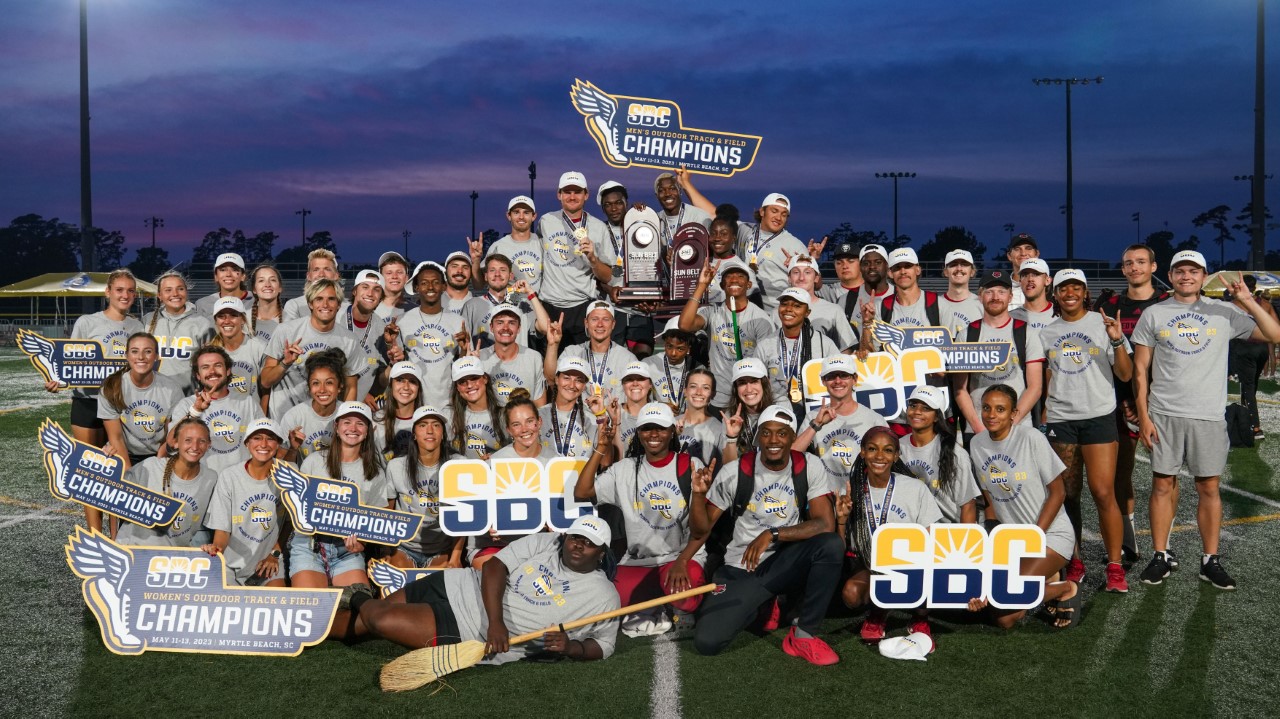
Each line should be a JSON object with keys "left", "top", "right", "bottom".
{"left": 859, "top": 244, "right": 888, "bottom": 261}
{"left": 451, "top": 356, "right": 486, "bottom": 382}
{"left": 944, "top": 249, "right": 975, "bottom": 266}
{"left": 559, "top": 171, "right": 588, "bottom": 190}
{"left": 785, "top": 254, "right": 818, "bottom": 274}
{"left": 378, "top": 251, "right": 409, "bottom": 269}
{"left": 596, "top": 180, "right": 627, "bottom": 207}
{"left": 556, "top": 356, "right": 591, "bottom": 378}
{"left": 1053, "top": 269, "right": 1088, "bottom": 287}
{"left": 444, "top": 251, "right": 471, "bottom": 267}
{"left": 353, "top": 269, "right": 385, "bottom": 290}
{"left": 585, "top": 300, "right": 615, "bottom": 318}
{"left": 878, "top": 631, "right": 932, "bottom": 661}
{"left": 1020, "top": 258, "right": 1050, "bottom": 276}
{"left": 410, "top": 260, "right": 446, "bottom": 282}
{"left": 821, "top": 355, "right": 858, "bottom": 378}
{"left": 244, "top": 417, "right": 285, "bottom": 442}
{"left": 214, "top": 253, "right": 245, "bottom": 270}
{"left": 388, "top": 361, "right": 422, "bottom": 383}
{"left": 760, "top": 193, "right": 791, "bottom": 211}
{"left": 715, "top": 258, "right": 755, "bottom": 288}
{"left": 483, "top": 303, "right": 523, "bottom": 326}
{"left": 621, "top": 361, "right": 653, "bottom": 382}
{"left": 508, "top": 195, "right": 536, "bottom": 213}
{"left": 778, "top": 287, "right": 812, "bottom": 307}
{"left": 334, "top": 401, "right": 373, "bottom": 425}
{"left": 411, "top": 405, "right": 448, "bottom": 426}
{"left": 661, "top": 316, "right": 690, "bottom": 337}
{"left": 1171, "top": 250, "right": 1207, "bottom": 270}
{"left": 565, "top": 515, "right": 611, "bottom": 547}
{"left": 212, "top": 296, "right": 246, "bottom": 316}
{"left": 757, "top": 405, "right": 797, "bottom": 433}
{"left": 731, "top": 358, "right": 767, "bottom": 382}
{"left": 908, "top": 385, "right": 947, "bottom": 412}
{"left": 637, "top": 402, "right": 675, "bottom": 428}
{"left": 888, "top": 247, "right": 919, "bottom": 268}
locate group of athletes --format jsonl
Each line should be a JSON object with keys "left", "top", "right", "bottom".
{"left": 53, "top": 168, "right": 1280, "bottom": 667}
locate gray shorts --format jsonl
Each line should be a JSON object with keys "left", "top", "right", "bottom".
{"left": 1150, "top": 412, "right": 1229, "bottom": 478}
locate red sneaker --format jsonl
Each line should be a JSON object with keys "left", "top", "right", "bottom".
{"left": 782, "top": 627, "right": 839, "bottom": 666}
{"left": 860, "top": 609, "right": 887, "bottom": 644}
{"left": 761, "top": 598, "right": 781, "bottom": 632}
{"left": 1105, "top": 562, "right": 1129, "bottom": 593}
{"left": 908, "top": 619, "right": 934, "bottom": 653}
{"left": 1066, "top": 557, "right": 1086, "bottom": 584}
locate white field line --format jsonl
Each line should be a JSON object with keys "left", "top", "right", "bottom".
{"left": 0, "top": 504, "right": 73, "bottom": 529}
{"left": 1132, "top": 454, "right": 1280, "bottom": 510}
{"left": 649, "top": 633, "right": 682, "bottom": 719}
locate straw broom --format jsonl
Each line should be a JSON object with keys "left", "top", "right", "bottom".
{"left": 380, "top": 583, "right": 715, "bottom": 691}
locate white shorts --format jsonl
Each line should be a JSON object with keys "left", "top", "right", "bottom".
{"left": 1150, "top": 412, "right": 1230, "bottom": 478}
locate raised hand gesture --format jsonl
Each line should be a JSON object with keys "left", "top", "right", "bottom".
{"left": 511, "top": 279, "right": 530, "bottom": 297}
{"left": 547, "top": 312, "right": 564, "bottom": 347}
{"left": 1100, "top": 307, "right": 1123, "bottom": 343}
{"left": 193, "top": 389, "right": 213, "bottom": 413}
{"left": 453, "top": 321, "right": 470, "bottom": 353}
{"left": 282, "top": 338, "right": 304, "bottom": 367}
{"left": 467, "top": 236, "right": 484, "bottom": 264}
{"left": 586, "top": 388, "right": 607, "bottom": 418}
{"left": 691, "top": 458, "right": 717, "bottom": 494}
{"left": 811, "top": 396, "right": 835, "bottom": 430}
{"left": 698, "top": 259, "right": 720, "bottom": 289}
{"left": 725, "top": 405, "right": 745, "bottom": 439}
{"left": 836, "top": 479, "right": 853, "bottom": 523}
{"left": 382, "top": 316, "right": 400, "bottom": 344}
{"left": 807, "top": 236, "right": 829, "bottom": 260}
{"left": 860, "top": 301, "right": 877, "bottom": 326}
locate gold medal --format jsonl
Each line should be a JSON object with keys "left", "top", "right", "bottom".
{"left": 594, "top": 385, "right": 603, "bottom": 396}
{"left": 789, "top": 377, "right": 802, "bottom": 403}
{"left": 615, "top": 256, "right": 623, "bottom": 267}
{"left": 573, "top": 227, "right": 589, "bottom": 241}
{"left": 748, "top": 251, "right": 759, "bottom": 265}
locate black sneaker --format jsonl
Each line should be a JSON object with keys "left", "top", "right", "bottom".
{"left": 1254, "top": 426, "right": 1265, "bottom": 440}
{"left": 1166, "top": 548, "right": 1180, "bottom": 570}
{"left": 1199, "top": 556, "right": 1237, "bottom": 590}
{"left": 1140, "top": 552, "right": 1172, "bottom": 585}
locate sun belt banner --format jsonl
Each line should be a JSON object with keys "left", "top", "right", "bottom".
{"left": 66, "top": 527, "right": 339, "bottom": 656}
{"left": 570, "top": 79, "right": 762, "bottom": 177}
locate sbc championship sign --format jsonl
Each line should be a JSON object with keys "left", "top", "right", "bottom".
{"left": 438, "top": 457, "right": 594, "bottom": 536}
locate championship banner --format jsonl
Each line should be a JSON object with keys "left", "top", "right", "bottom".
{"left": 18, "top": 329, "right": 129, "bottom": 389}
{"left": 367, "top": 559, "right": 442, "bottom": 598}
{"left": 869, "top": 320, "right": 1012, "bottom": 372}
{"left": 870, "top": 523, "right": 1046, "bottom": 610}
{"left": 39, "top": 420, "right": 183, "bottom": 528}
{"left": 570, "top": 79, "right": 762, "bottom": 177}
{"left": 800, "top": 347, "right": 947, "bottom": 420}
{"left": 438, "top": 457, "right": 594, "bottom": 536}
{"left": 271, "top": 461, "right": 423, "bottom": 546}
{"left": 66, "top": 527, "right": 339, "bottom": 656}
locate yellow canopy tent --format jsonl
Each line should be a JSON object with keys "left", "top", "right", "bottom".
{"left": 0, "top": 272, "right": 157, "bottom": 325}
{"left": 1201, "top": 271, "right": 1280, "bottom": 299}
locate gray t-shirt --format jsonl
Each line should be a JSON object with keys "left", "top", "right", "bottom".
{"left": 642, "top": 355, "right": 690, "bottom": 408}
{"left": 222, "top": 336, "right": 267, "bottom": 397}
{"left": 96, "top": 373, "right": 184, "bottom": 456}
{"left": 299, "top": 452, "right": 395, "bottom": 507}
{"left": 339, "top": 306, "right": 387, "bottom": 402}
{"left": 486, "top": 234, "right": 544, "bottom": 293}
{"left": 69, "top": 311, "right": 144, "bottom": 399}
{"left": 1131, "top": 296, "right": 1257, "bottom": 421}
{"left": 386, "top": 456, "right": 456, "bottom": 559}
{"left": 1040, "top": 312, "right": 1129, "bottom": 422}
{"left": 968, "top": 424, "right": 1072, "bottom": 536}
{"left": 811, "top": 406, "right": 889, "bottom": 479}
{"left": 734, "top": 224, "right": 807, "bottom": 310}
{"left": 696, "top": 302, "right": 775, "bottom": 407}
{"left": 898, "top": 435, "right": 980, "bottom": 524}
{"left": 562, "top": 341, "right": 639, "bottom": 397}
{"left": 116, "top": 456, "right": 219, "bottom": 547}
{"left": 462, "top": 294, "right": 535, "bottom": 350}
{"left": 967, "top": 317, "right": 1045, "bottom": 419}
{"left": 539, "top": 402, "right": 598, "bottom": 459}
{"left": 457, "top": 407, "right": 505, "bottom": 458}
{"left": 817, "top": 282, "right": 859, "bottom": 306}
{"left": 442, "top": 532, "right": 620, "bottom": 665}
{"left": 278, "top": 403, "right": 337, "bottom": 461}
{"left": 206, "top": 463, "right": 282, "bottom": 583}
{"left": 677, "top": 417, "right": 725, "bottom": 468}
{"left": 264, "top": 317, "right": 367, "bottom": 418}
{"left": 800, "top": 297, "right": 858, "bottom": 350}
{"left": 659, "top": 203, "right": 713, "bottom": 244}
{"left": 1011, "top": 303, "right": 1056, "bottom": 336}
{"left": 707, "top": 454, "right": 837, "bottom": 570}
{"left": 171, "top": 391, "right": 263, "bottom": 472}
{"left": 756, "top": 330, "right": 839, "bottom": 408}
{"left": 538, "top": 212, "right": 612, "bottom": 307}
{"left": 250, "top": 315, "right": 280, "bottom": 346}
{"left": 442, "top": 292, "right": 472, "bottom": 318}
{"left": 940, "top": 293, "right": 983, "bottom": 340}
{"left": 395, "top": 307, "right": 464, "bottom": 409}
{"left": 144, "top": 305, "right": 216, "bottom": 395}
{"left": 861, "top": 473, "right": 943, "bottom": 527}
{"left": 849, "top": 286, "right": 894, "bottom": 338}
{"left": 595, "top": 454, "right": 707, "bottom": 566}
{"left": 480, "top": 346, "right": 547, "bottom": 405}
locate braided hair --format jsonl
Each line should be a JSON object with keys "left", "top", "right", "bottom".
{"left": 149, "top": 270, "right": 189, "bottom": 335}
{"left": 162, "top": 416, "right": 210, "bottom": 496}
{"left": 846, "top": 427, "right": 914, "bottom": 561}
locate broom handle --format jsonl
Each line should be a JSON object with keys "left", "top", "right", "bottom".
{"left": 508, "top": 583, "right": 716, "bottom": 645}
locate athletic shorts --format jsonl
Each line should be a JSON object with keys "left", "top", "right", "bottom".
{"left": 1045, "top": 414, "right": 1118, "bottom": 446}
{"left": 1044, "top": 515, "right": 1077, "bottom": 562}
{"left": 624, "top": 313, "right": 655, "bottom": 344}
{"left": 71, "top": 396, "right": 105, "bottom": 430}
{"left": 288, "top": 533, "right": 366, "bottom": 578}
{"left": 1149, "top": 412, "right": 1230, "bottom": 478}
{"left": 403, "top": 571, "right": 461, "bottom": 646}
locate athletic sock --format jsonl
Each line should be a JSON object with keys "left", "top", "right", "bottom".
{"left": 349, "top": 592, "right": 372, "bottom": 615}
{"left": 1122, "top": 514, "right": 1136, "bottom": 549}
{"left": 793, "top": 627, "right": 814, "bottom": 639}
{"left": 1202, "top": 553, "right": 1215, "bottom": 566}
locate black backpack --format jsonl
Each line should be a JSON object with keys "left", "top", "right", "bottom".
{"left": 703, "top": 450, "right": 809, "bottom": 575}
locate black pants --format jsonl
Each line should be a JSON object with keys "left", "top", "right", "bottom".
{"left": 694, "top": 532, "right": 843, "bottom": 656}
{"left": 542, "top": 300, "right": 591, "bottom": 347}
{"left": 1232, "top": 339, "right": 1269, "bottom": 427}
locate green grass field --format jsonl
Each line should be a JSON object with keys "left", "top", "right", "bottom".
{"left": 2, "top": 346, "right": 1279, "bottom": 718}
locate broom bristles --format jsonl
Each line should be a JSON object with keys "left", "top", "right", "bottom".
{"left": 379, "top": 639, "right": 488, "bottom": 692}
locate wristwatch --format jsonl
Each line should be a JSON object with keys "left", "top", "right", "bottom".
{"left": 809, "top": 419, "right": 823, "bottom": 432}
{"left": 769, "top": 527, "right": 780, "bottom": 544}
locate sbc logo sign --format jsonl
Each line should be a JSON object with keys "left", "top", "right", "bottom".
{"left": 870, "top": 524, "right": 1046, "bottom": 610}
{"left": 439, "top": 458, "right": 594, "bottom": 536}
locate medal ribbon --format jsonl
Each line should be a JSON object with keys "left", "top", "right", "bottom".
{"left": 549, "top": 403, "right": 582, "bottom": 456}
{"left": 862, "top": 475, "right": 896, "bottom": 533}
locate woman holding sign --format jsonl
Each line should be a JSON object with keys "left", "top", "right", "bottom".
{"left": 387, "top": 405, "right": 464, "bottom": 569}
{"left": 117, "top": 417, "right": 217, "bottom": 547}
{"left": 966, "top": 384, "right": 1082, "bottom": 629}
{"left": 836, "top": 426, "right": 942, "bottom": 646}
{"left": 292, "top": 402, "right": 396, "bottom": 589}
{"left": 203, "top": 418, "right": 287, "bottom": 586}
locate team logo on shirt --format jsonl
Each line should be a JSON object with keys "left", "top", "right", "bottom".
{"left": 981, "top": 454, "right": 1027, "bottom": 502}
{"left": 871, "top": 524, "right": 1046, "bottom": 610}
{"left": 132, "top": 408, "right": 159, "bottom": 434}
{"left": 65, "top": 527, "right": 340, "bottom": 656}
{"left": 1060, "top": 342, "right": 1085, "bottom": 364}
{"left": 745, "top": 482, "right": 796, "bottom": 528}
{"left": 548, "top": 234, "right": 574, "bottom": 264}
{"left": 515, "top": 256, "right": 538, "bottom": 279}
{"left": 227, "top": 375, "right": 251, "bottom": 395}
{"left": 1176, "top": 322, "right": 1201, "bottom": 344}
{"left": 208, "top": 414, "right": 241, "bottom": 447}
{"left": 637, "top": 478, "right": 684, "bottom": 530}
{"left": 1159, "top": 313, "right": 1215, "bottom": 356}
{"left": 825, "top": 437, "right": 860, "bottom": 469}
{"left": 249, "top": 504, "right": 274, "bottom": 532}
{"left": 569, "top": 79, "right": 762, "bottom": 177}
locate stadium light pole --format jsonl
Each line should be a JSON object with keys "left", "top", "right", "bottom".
{"left": 79, "top": 0, "right": 95, "bottom": 275}
{"left": 470, "top": 191, "right": 479, "bottom": 241}
{"left": 528, "top": 161, "right": 537, "bottom": 206}
{"left": 1033, "top": 76, "right": 1103, "bottom": 263}
{"left": 1248, "top": 0, "right": 1268, "bottom": 271}
{"left": 295, "top": 208, "right": 311, "bottom": 244}
{"left": 1132, "top": 212, "right": 1141, "bottom": 243}
{"left": 144, "top": 216, "right": 164, "bottom": 248}
{"left": 402, "top": 229, "right": 411, "bottom": 259}
{"left": 1003, "top": 223, "right": 1015, "bottom": 243}
{"left": 874, "top": 172, "right": 915, "bottom": 243}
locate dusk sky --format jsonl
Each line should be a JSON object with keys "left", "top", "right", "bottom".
{"left": 2, "top": 1, "right": 1277, "bottom": 267}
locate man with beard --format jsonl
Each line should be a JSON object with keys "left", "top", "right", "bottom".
{"left": 1011, "top": 258, "right": 1055, "bottom": 333}
{"left": 538, "top": 172, "right": 619, "bottom": 347}
{"left": 476, "top": 196, "right": 543, "bottom": 294}
{"left": 543, "top": 300, "right": 638, "bottom": 399}
{"left": 261, "top": 278, "right": 364, "bottom": 418}
{"left": 375, "top": 251, "right": 418, "bottom": 321}
{"left": 817, "top": 241, "right": 863, "bottom": 320}
{"left": 170, "top": 345, "right": 263, "bottom": 472}
{"left": 479, "top": 304, "right": 549, "bottom": 406}
{"left": 850, "top": 244, "right": 893, "bottom": 337}
{"left": 940, "top": 249, "right": 982, "bottom": 340}
{"left": 394, "top": 262, "right": 467, "bottom": 408}
{"left": 344, "top": 270, "right": 389, "bottom": 403}
{"left": 442, "top": 251, "right": 476, "bottom": 316}
{"left": 462, "top": 255, "right": 547, "bottom": 350}
{"left": 678, "top": 258, "right": 774, "bottom": 408}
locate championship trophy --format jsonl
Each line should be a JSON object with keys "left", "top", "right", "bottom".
{"left": 617, "top": 206, "right": 709, "bottom": 307}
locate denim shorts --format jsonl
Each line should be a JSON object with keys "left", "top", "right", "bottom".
{"left": 398, "top": 545, "right": 441, "bottom": 569}
{"left": 288, "top": 533, "right": 366, "bottom": 578}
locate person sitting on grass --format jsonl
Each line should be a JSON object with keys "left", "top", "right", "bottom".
{"left": 836, "top": 425, "right": 943, "bottom": 648}
{"left": 329, "top": 516, "right": 621, "bottom": 665}
{"left": 966, "top": 384, "right": 1081, "bottom": 629}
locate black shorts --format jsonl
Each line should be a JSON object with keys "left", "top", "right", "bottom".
{"left": 402, "top": 571, "right": 461, "bottom": 646}
{"left": 624, "top": 313, "right": 655, "bottom": 344}
{"left": 541, "top": 300, "right": 591, "bottom": 347}
{"left": 71, "top": 396, "right": 104, "bottom": 430}
{"left": 843, "top": 548, "right": 869, "bottom": 576}
{"left": 1046, "top": 414, "right": 1118, "bottom": 446}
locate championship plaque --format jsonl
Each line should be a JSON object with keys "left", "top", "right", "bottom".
{"left": 668, "top": 222, "right": 709, "bottom": 303}
{"left": 617, "top": 206, "right": 665, "bottom": 302}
